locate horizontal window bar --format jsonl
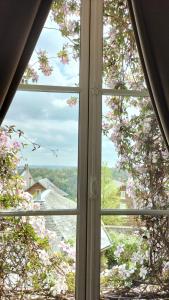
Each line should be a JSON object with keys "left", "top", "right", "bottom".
{"left": 18, "top": 84, "right": 80, "bottom": 93}
{"left": 2, "top": 209, "right": 167, "bottom": 217}
{"left": 102, "top": 88, "right": 149, "bottom": 97}
{"left": 18, "top": 84, "right": 149, "bottom": 98}
{"left": 0, "top": 209, "right": 78, "bottom": 217}
{"left": 101, "top": 209, "right": 169, "bottom": 216}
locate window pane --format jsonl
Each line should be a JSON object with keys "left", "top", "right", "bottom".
{"left": 0, "top": 215, "right": 76, "bottom": 299}
{"left": 102, "top": 0, "right": 145, "bottom": 89}
{"left": 22, "top": 1, "right": 80, "bottom": 87}
{"left": 2, "top": 91, "right": 78, "bottom": 210}
{"left": 100, "top": 215, "right": 169, "bottom": 299}
{"left": 102, "top": 95, "right": 169, "bottom": 209}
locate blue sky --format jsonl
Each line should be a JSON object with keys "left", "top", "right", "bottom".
{"left": 3, "top": 10, "right": 118, "bottom": 167}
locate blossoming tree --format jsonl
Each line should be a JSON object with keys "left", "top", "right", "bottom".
{"left": 0, "top": 127, "right": 76, "bottom": 299}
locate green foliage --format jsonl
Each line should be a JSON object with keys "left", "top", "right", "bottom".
{"left": 30, "top": 167, "right": 77, "bottom": 200}
{"left": 105, "top": 232, "right": 140, "bottom": 268}
{"left": 101, "top": 231, "right": 149, "bottom": 290}
{"left": 101, "top": 165, "right": 129, "bottom": 225}
{"left": 29, "top": 165, "right": 127, "bottom": 204}
{"left": 0, "top": 128, "right": 77, "bottom": 298}
{"left": 66, "top": 272, "right": 75, "bottom": 293}
{"left": 101, "top": 164, "right": 121, "bottom": 209}
{"left": 105, "top": 233, "right": 147, "bottom": 268}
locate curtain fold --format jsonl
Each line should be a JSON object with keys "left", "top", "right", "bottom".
{"left": 0, "top": 0, "right": 52, "bottom": 123}
{"left": 127, "top": 0, "right": 169, "bottom": 150}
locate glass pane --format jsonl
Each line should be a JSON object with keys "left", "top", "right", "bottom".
{"left": 100, "top": 215, "right": 169, "bottom": 299}
{"left": 0, "top": 215, "right": 76, "bottom": 299}
{"left": 101, "top": 95, "right": 169, "bottom": 209}
{"left": 103, "top": 0, "right": 145, "bottom": 89}
{"left": 2, "top": 91, "right": 78, "bottom": 210}
{"left": 22, "top": 1, "right": 80, "bottom": 86}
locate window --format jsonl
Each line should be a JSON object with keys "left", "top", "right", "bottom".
{"left": 1, "top": 1, "right": 169, "bottom": 299}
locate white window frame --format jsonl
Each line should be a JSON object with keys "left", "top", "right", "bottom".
{"left": 1, "top": 1, "right": 169, "bottom": 300}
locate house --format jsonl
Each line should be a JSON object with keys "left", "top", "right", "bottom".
{"left": 112, "top": 179, "right": 134, "bottom": 209}
{"left": 21, "top": 165, "right": 111, "bottom": 251}
{"left": 26, "top": 178, "right": 68, "bottom": 199}
{"left": 20, "top": 164, "right": 34, "bottom": 190}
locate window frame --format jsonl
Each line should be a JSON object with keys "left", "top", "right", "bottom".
{"left": 1, "top": 1, "right": 169, "bottom": 300}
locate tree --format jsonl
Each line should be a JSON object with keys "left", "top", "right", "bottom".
{"left": 101, "top": 164, "right": 120, "bottom": 209}
{"left": 0, "top": 127, "right": 75, "bottom": 299}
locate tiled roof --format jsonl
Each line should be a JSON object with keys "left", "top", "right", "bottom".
{"left": 38, "top": 178, "right": 68, "bottom": 197}
{"left": 36, "top": 189, "right": 111, "bottom": 251}
{"left": 22, "top": 165, "right": 111, "bottom": 251}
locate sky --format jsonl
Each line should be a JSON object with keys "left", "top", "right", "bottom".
{"left": 3, "top": 10, "right": 118, "bottom": 167}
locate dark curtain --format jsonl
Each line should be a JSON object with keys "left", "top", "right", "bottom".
{"left": 128, "top": 0, "right": 169, "bottom": 150}
{"left": 0, "top": 0, "right": 52, "bottom": 123}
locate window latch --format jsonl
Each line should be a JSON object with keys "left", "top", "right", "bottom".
{"left": 90, "top": 87, "right": 101, "bottom": 96}
{"left": 89, "top": 176, "right": 98, "bottom": 201}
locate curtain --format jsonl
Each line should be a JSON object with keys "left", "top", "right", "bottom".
{"left": 128, "top": 0, "right": 169, "bottom": 150}
{"left": 0, "top": 0, "right": 52, "bottom": 123}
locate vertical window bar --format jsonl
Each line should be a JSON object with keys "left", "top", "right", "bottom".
{"left": 76, "top": 1, "right": 90, "bottom": 300}
{"left": 86, "top": 1, "right": 103, "bottom": 300}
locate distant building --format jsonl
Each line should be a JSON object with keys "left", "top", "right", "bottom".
{"left": 26, "top": 177, "right": 68, "bottom": 199}
{"left": 112, "top": 179, "right": 135, "bottom": 209}
{"left": 20, "top": 164, "right": 34, "bottom": 189}
{"left": 21, "top": 165, "right": 111, "bottom": 251}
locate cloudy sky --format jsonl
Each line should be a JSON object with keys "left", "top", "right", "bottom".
{"left": 3, "top": 10, "right": 118, "bottom": 167}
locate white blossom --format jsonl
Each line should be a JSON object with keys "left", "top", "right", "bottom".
{"left": 37, "top": 249, "right": 51, "bottom": 266}
{"left": 139, "top": 267, "right": 147, "bottom": 279}
{"left": 114, "top": 244, "right": 124, "bottom": 258}
{"left": 50, "top": 277, "right": 68, "bottom": 295}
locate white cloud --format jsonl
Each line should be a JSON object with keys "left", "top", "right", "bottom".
{"left": 51, "top": 98, "right": 68, "bottom": 109}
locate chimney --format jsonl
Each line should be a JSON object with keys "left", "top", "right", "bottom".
{"left": 23, "top": 164, "right": 34, "bottom": 189}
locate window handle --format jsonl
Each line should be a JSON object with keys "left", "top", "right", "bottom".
{"left": 90, "top": 87, "right": 101, "bottom": 95}
{"left": 89, "top": 177, "right": 98, "bottom": 201}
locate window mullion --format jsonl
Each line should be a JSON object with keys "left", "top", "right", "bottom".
{"left": 76, "top": 1, "right": 90, "bottom": 300}
{"left": 86, "top": 1, "right": 103, "bottom": 300}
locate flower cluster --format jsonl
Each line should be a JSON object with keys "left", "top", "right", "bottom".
{"left": 67, "top": 96, "right": 78, "bottom": 107}
{"left": 0, "top": 127, "right": 76, "bottom": 298}
{"left": 21, "top": 65, "right": 38, "bottom": 83}
{"left": 101, "top": 235, "right": 149, "bottom": 291}
{"left": 37, "top": 50, "right": 53, "bottom": 76}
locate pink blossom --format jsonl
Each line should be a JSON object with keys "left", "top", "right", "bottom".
{"left": 162, "top": 149, "right": 169, "bottom": 159}
{"left": 29, "top": 216, "right": 47, "bottom": 239}
{"left": 59, "top": 240, "right": 76, "bottom": 260}
{"left": 109, "top": 27, "right": 116, "bottom": 41}
{"left": 59, "top": 54, "right": 69, "bottom": 64}
{"left": 58, "top": 49, "right": 69, "bottom": 65}
{"left": 110, "top": 128, "right": 120, "bottom": 142}
{"left": 126, "top": 177, "right": 135, "bottom": 198}
{"left": 31, "top": 70, "right": 39, "bottom": 82}
{"left": 37, "top": 50, "right": 53, "bottom": 76}
{"left": 67, "top": 96, "right": 77, "bottom": 107}
{"left": 163, "top": 262, "right": 169, "bottom": 270}
{"left": 0, "top": 131, "right": 8, "bottom": 145}
{"left": 12, "top": 141, "right": 21, "bottom": 149}
{"left": 62, "top": 3, "right": 69, "bottom": 14}
{"left": 39, "top": 63, "right": 53, "bottom": 76}
{"left": 102, "top": 121, "right": 110, "bottom": 131}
